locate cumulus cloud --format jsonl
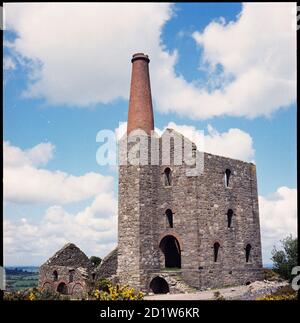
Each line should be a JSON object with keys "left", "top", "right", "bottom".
{"left": 3, "top": 141, "right": 114, "bottom": 204}
{"left": 3, "top": 3, "right": 172, "bottom": 106}
{"left": 4, "top": 192, "right": 118, "bottom": 265}
{"left": 165, "top": 122, "right": 254, "bottom": 161}
{"left": 116, "top": 121, "right": 255, "bottom": 162}
{"left": 4, "top": 3, "right": 296, "bottom": 119}
{"left": 4, "top": 141, "right": 55, "bottom": 167}
{"left": 259, "top": 187, "right": 297, "bottom": 264}
{"left": 191, "top": 2, "right": 296, "bottom": 118}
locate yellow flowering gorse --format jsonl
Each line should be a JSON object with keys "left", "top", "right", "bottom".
{"left": 93, "top": 283, "right": 144, "bottom": 300}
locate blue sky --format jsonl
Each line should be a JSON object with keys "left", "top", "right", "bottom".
{"left": 3, "top": 3, "right": 297, "bottom": 266}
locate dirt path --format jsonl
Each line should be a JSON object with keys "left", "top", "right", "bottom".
{"left": 144, "top": 281, "right": 288, "bottom": 300}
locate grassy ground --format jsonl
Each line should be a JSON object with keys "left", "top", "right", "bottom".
{"left": 6, "top": 273, "right": 39, "bottom": 291}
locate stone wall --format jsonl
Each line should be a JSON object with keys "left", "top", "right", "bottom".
{"left": 96, "top": 247, "right": 118, "bottom": 280}
{"left": 38, "top": 243, "right": 95, "bottom": 297}
{"left": 117, "top": 129, "right": 263, "bottom": 292}
{"left": 39, "top": 265, "right": 93, "bottom": 297}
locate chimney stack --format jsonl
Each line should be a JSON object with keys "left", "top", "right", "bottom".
{"left": 127, "top": 53, "right": 154, "bottom": 135}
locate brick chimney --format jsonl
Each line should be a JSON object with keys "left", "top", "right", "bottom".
{"left": 127, "top": 53, "right": 154, "bottom": 135}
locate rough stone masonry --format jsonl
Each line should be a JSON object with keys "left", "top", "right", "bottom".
{"left": 117, "top": 53, "right": 263, "bottom": 293}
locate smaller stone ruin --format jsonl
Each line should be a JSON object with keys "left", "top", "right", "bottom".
{"left": 95, "top": 247, "right": 118, "bottom": 282}
{"left": 39, "top": 243, "right": 95, "bottom": 298}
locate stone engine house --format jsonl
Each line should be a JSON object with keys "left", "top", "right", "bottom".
{"left": 39, "top": 53, "right": 263, "bottom": 296}
{"left": 117, "top": 53, "right": 263, "bottom": 293}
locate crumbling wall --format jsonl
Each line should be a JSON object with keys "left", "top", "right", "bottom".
{"left": 96, "top": 247, "right": 118, "bottom": 280}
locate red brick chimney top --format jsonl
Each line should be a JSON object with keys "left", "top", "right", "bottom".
{"left": 127, "top": 53, "right": 154, "bottom": 135}
{"left": 131, "top": 53, "right": 150, "bottom": 63}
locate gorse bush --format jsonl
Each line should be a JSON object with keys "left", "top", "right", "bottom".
{"left": 93, "top": 283, "right": 144, "bottom": 300}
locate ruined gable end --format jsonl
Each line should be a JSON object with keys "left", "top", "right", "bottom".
{"left": 39, "top": 243, "right": 95, "bottom": 298}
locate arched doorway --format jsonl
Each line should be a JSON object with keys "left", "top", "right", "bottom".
{"left": 159, "top": 235, "right": 181, "bottom": 268}
{"left": 150, "top": 277, "right": 169, "bottom": 294}
{"left": 57, "top": 282, "right": 68, "bottom": 295}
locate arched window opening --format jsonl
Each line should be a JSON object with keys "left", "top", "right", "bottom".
{"left": 150, "top": 277, "right": 169, "bottom": 294}
{"left": 164, "top": 168, "right": 172, "bottom": 186}
{"left": 225, "top": 169, "right": 231, "bottom": 188}
{"left": 159, "top": 235, "right": 181, "bottom": 268}
{"left": 92, "top": 273, "right": 96, "bottom": 280}
{"left": 227, "top": 209, "right": 233, "bottom": 228}
{"left": 246, "top": 244, "right": 252, "bottom": 263}
{"left": 52, "top": 270, "right": 58, "bottom": 282}
{"left": 213, "top": 242, "right": 220, "bottom": 262}
{"left": 57, "top": 282, "right": 68, "bottom": 295}
{"left": 165, "top": 209, "right": 173, "bottom": 228}
{"left": 69, "top": 269, "right": 75, "bottom": 283}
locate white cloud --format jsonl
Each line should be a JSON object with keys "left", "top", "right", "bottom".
{"left": 4, "top": 3, "right": 172, "bottom": 106}
{"left": 3, "top": 56, "right": 16, "bottom": 70}
{"left": 4, "top": 192, "right": 118, "bottom": 265}
{"left": 4, "top": 3, "right": 296, "bottom": 119}
{"left": 166, "top": 122, "right": 255, "bottom": 162}
{"left": 3, "top": 141, "right": 114, "bottom": 204}
{"left": 116, "top": 121, "right": 255, "bottom": 162}
{"left": 259, "top": 187, "right": 297, "bottom": 264}
{"left": 4, "top": 141, "right": 55, "bottom": 167}
{"left": 191, "top": 2, "right": 296, "bottom": 118}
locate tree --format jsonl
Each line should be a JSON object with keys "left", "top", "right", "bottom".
{"left": 90, "top": 256, "right": 102, "bottom": 267}
{"left": 271, "top": 235, "right": 298, "bottom": 281}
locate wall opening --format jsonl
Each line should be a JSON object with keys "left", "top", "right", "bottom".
{"left": 52, "top": 270, "right": 58, "bottom": 282}
{"left": 57, "top": 282, "right": 68, "bottom": 295}
{"left": 159, "top": 235, "right": 181, "bottom": 268}
{"left": 227, "top": 209, "right": 233, "bottom": 228}
{"left": 245, "top": 244, "right": 252, "bottom": 262}
{"left": 164, "top": 168, "right": 172, "bottom": 186}
{"left": 69, "top": 269, "right": 75, "bottom": 283}
{"left": 150, "top": 277, "right": 169, "bottom": 294}
{"left": 225, "top": 169, "right": 231, "bottom": 188}
{"left": 213, "top": 242, "right": 220, "bottom": 262}
{"left": 165, "top": 209, "right": 173, "bottom": 228}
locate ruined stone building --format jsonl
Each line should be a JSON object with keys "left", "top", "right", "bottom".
{"left": 117, "top": 53, "right": 263, "bottom": 293}
{"left": 39, "top": 243, "right": 96, "bottom": 297}
{"left": 39, "top": 53, "right": 263, "bottom": 296}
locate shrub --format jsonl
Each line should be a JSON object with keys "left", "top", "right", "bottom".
{"left": 213, "top": 291, "right": 225, "bottom": 300}
{"left": 93, "top": 283, "right": 144, "bottom": 300}
{"left": 263, "top": 268, "right": 281, "bottom": 281}
{"left": 271, "top": 235, "right": 298, "bottom": 281}
{"left": 90, "top": 256, "right": 102, "bottom": 267}
{"left": 96, "top": 278, "right": 111, "bottom": 292}
{"left": 3, "top": 287, "right": 69, "bottom": 300}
